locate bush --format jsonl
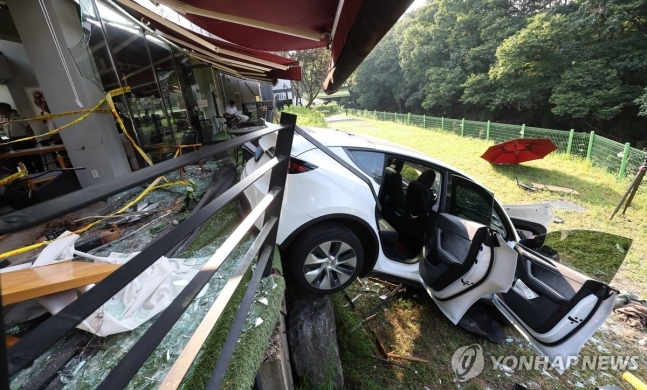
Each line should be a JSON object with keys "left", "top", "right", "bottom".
{"left": 312, "top": 101, "right": 340, "bottom": 115}
{"left": 281, "top": 106, "right": 328, "bottom": 128}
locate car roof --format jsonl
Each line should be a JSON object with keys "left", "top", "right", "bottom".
{"left": 299, "top": 126, "right": 482, "bottom": 182}
{"left": 262, "top": 123, "right": 487, "bottom": 190}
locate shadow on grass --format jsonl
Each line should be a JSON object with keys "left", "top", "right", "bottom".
{"left": 332, "top": 283, "right": 499, "bottom": 389}
{"left": 491, "top": 164, "right": 622, "bottom": 205}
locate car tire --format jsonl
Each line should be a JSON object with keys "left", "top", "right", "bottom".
{"left": 290, "top": 223, "right": 364, "bottom": 295}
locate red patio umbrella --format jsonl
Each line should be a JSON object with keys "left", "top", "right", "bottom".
{"left": 481, "top": 138, "right": 558, "bottom": 165}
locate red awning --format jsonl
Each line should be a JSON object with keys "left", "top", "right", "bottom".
{"left": 155, "top": 23, "right": 303, "bottom": 80}
{"left": 163, "top": 0, "right": 414, "bottom": 93}
{"left": 180, "top": 0, "right": 339, "bottom": 51}
{"left": 115, "top": 0, "right": 302, "bottom": 80}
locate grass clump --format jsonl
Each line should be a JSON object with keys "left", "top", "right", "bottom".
{"left": 282, "top": 106, "right": 328, "bottom": 128}
{"left": 312, "top": 101, "right": 341, "bottom": 116}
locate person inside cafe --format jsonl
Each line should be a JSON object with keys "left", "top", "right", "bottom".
{"left": 224, "top": 100, "right": 240, "bottom": 128}
{"left": 0, "top": 102, "right": 44, "bottom": 173}
{"left": 225, "top": 100, "right": 238, "bottom": 117}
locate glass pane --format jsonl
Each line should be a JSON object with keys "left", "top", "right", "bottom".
{"left": 192, "top": 63, "right": 218, "bottom": 142}
{"left": 450, "top": 176, "right": 494, "bottom": 228}
{"left": 520, "top": 230, "right": 632, "bottom": 285}
{"left": 349, "top": 150, "right": 385, "bottom": 183}
{"left": 70, "top": 0, "right": 113, "bottom": 91}
{"left": 173, "top": 49, "right": 203, "bottom": 140}
{"left": 98, "top": 2, "right": 169, "bottom": 146}
{"left": 145, "top": 33, "right": 185, "bottom": 144}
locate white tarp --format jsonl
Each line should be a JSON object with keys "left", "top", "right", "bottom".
{"left": 3, "top": 231, "right": 207, "bottom": 337}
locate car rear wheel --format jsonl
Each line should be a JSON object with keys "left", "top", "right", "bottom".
{"left": 290, "top": 223, "right": 364, "bottom": 295}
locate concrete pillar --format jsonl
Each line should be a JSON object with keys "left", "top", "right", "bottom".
{"left": 7, "top": 0, "right": 131, "bottom": 188}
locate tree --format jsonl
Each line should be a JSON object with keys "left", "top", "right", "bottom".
{"left": 398, "top": 0, "right": 528, "bottom": 116}
{"left": 284, "top": 49, "right": 330, "bottom": 108}
{"left": 353, "top": 24, "right": 414, "bottom": 112}
{"left": 350, "top": 0, "right": 647, "bottom": 144}
{"left": 481, "top": 0, "right": 647, "bottom": 131}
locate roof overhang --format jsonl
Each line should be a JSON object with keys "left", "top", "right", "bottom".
{"left": 115, "top": 0, "right": 414, "bottom": 90}
{"left": 113, "top": 0, "right": 302, "bottom": 80}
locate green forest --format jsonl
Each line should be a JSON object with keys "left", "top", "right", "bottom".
{"left": 350, "top": 0, "right": 647, "bottom": 147}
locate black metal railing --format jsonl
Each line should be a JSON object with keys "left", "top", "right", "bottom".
{"left": 0, "top": 113, "right": 297, "bottom": 389}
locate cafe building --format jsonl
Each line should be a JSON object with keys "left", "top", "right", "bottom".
{"left": 0, "top": 0, "right": 301, "bottom": 188}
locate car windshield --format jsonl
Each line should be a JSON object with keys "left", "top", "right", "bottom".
{"left": 519, "top": 230, "right": 632, "bottom": 285}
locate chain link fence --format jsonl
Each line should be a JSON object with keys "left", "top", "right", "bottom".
{"left": 348, "top": 109, "right": 646, "bottom": 179}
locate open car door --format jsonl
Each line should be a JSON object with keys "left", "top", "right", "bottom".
{"left": 419, "top": 175, "right": 518, "bottom": 324}
{"left": 492, "top": 230, "right": 631, "bottom": 373}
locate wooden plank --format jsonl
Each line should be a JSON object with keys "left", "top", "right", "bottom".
{"left": 531, "top": 183, "right": 580, "bottom": 195}
{"left": 1, "top": 262, "right": 120, "bottom": 305}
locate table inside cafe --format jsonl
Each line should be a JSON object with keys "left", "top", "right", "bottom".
{"left": 0, "top": 144, "right": 67, "bottom": 160}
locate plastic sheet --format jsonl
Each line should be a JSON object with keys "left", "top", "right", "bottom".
{"left": 66, "top": 236, "right": 255, "bottom": 389}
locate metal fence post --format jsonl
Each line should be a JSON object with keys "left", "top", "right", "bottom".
{"left": 262, "top": 112, "right": 296, "bottom": 276}
{"left": 441, "top": 117, "right": 444, "bottom": 130}
{"left": 566, "top": 129, "right": 574, "bottom": 154}
{"left": 587, "top": 131, "right": 595, "bottom": 160}
{"left": 395, "top": 112, "right": 398, "bottom": 122}
{"left": 374, "top": 110, "right": 377, "bottom": 120}
{"left": 407, "top": 113, "right": 411, "bottom": 124}
{"left": 461, "top": 118, "right": 465, "bottom": 137}
{"left": 520, "top": 124, "right": 525, "bottom": 138}
{"left": 486, "top": 120, "right": 490, "bottom": 141}
{"left": 423, "top": 115, "right": 426, "bottom": 129}
{"left": 619, "top": 143, "right": 631, "bottom": 179}
{"left": 383, "top": 111, "right": 386, "bottom": 121}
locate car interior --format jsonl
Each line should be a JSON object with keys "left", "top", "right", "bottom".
{"left": 364, "top": 151, "right": 628, "bottom": 345}
{"left": 500, "top": 248, "right": 609, "bottom": 336}
{"left": 497, "top": 230, "right": 626, "bottom": 340}
{"left": 376, "top": 156, "right": 441, "bottom": 263}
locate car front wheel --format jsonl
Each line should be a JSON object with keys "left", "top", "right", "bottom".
{"left": 290, "top": 223, "right": 364, "bottom": 295}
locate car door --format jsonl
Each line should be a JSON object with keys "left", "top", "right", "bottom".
{"left": 491, "top": 230, "right": 631, "bottom": 373}
{"left": 419, "top": 175, "right": 518, "bottom": 324}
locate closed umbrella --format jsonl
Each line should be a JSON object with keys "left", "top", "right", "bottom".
{"left": 481, "top": 138, "right": 558, "bottom": 165}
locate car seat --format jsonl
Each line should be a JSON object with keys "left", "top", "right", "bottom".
{"left": 379, "top": 159, "right": 406, "bottom": 227}
{"left": 403, "top": 169, "right": 438, "bottom": 252}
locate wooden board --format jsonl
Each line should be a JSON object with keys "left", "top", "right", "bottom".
{"left": 5, "top": 335, "right": 20, "bottom": 347}
{"left": 1, "top": 262, "right": 119, "bottom": 305}
{"left": 531, "top": 183, "right": 580, "bottom": 195}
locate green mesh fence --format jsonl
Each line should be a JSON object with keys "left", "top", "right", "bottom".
{"left": 571, "top": 132, "right": 590, "bottom": 159}
{"left": 346, "top": 109, "right": 646, "bottom": 179}
{"left": 591, "top": 136, "right": 626, "bottom": 175}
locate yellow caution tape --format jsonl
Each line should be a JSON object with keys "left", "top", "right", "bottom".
{"left": 0, "top": 86, "right": 157, "bottom": 173}
{"left": 0, "top": 169, "right": 27, "bottom": 187}
{"left": 0, "top": 87, "right": 130, "bottom": 147}
{"left": 624, "top": 372, "right": 647, "bottom": 390}
{"left": 0, "top": 109, "right": 111, "bottom": 124}
{"left": 104, "top": 89, "right": 154, "bottom": 167}
{"left": 0, "top": 176, "right": 187, "bottom": 260}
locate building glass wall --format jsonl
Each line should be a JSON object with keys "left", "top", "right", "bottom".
{"left": 75, "top": 0, "right": 223, "bottom": 148}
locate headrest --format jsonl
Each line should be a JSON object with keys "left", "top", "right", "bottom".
{"left": 389, "top": 159, "right": 404, "bottom": 172}
{"left": 417, "top": 169, "right": 436, "bottom": 187}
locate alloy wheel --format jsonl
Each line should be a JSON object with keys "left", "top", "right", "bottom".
{"left": 302, "top": 240, "right": 358, "bottom": 290}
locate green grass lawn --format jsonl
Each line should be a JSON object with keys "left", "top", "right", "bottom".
{"left": 326, "top": 116, "right": 647, "bottom": 390}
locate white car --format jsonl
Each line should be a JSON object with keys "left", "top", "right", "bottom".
{"left": 240, "top": 124, "right": 630, "bottom": 373}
